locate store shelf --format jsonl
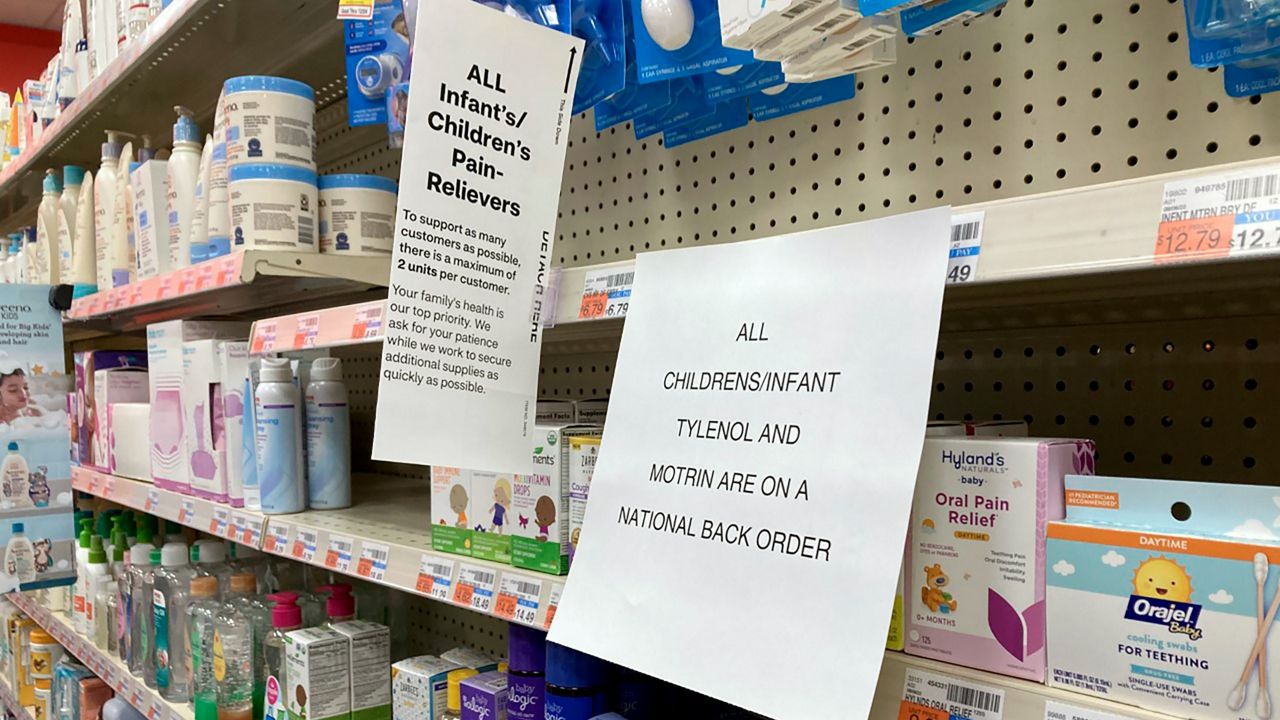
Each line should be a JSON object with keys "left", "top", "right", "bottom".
{"left": 871, "top": 651, "right": 1178, "bottom": 720}
{"left": 66, "top": 250, "right": 390, "bottom": 331}
{"left": 7, "top": 593, "right": 191, "bottom": 720}
{"left": 0, "top": 0, "right": 349, "bottom": 233}
{"left": 0, "top": 672, "right": 32, "bottom": 720}
{"left": 72, "top": 467, "right": 561, "bottom": 631}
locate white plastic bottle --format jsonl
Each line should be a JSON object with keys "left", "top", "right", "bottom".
{"left": 94, "top": 131, "right": 125, "bottom": 290}
{"left": 109, "top": 142, "right": 134, "bottom": 287}
{"left": 73, "top": 518, "right": 93, "bottom": 633}
{"left": 84, "top": 535, "right": 111, "bottom": 642}
{"left": 37, "top": 170, "right": 60, "bottom": 284}
{"left": 73, "top": 171, "right": 97, "bottom": 291}
{"left": 186, "top": 135, "right": 213, "bottom": 266}
{"left": 1, "top": 442, "right": 29, "bottom": 509}
{"left": 153, "top": 542, "right": 194, "bottom": 701}
{"left": 5, "top": 522, "right": 35, "bottom": 584}
{"left": 0, "top": 244, "right": 9, "bottom": 283}
{"left": 305, "top": 357, "right": 351, "bottom": 510}
{"left": 59, "top": 166, "right": 85, "bottom": 283}
{"left": 205, "top": 89, "right": 230, "bottom": 262}
{"left": 166, "top": 107, "right": 201, "bottom": 271}
{"left": 255, "top": 358, "right": 306, "bottom": 514}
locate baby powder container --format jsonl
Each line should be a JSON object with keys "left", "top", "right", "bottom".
{"left": 317, "top": 174, "right": 397, "bottom": 256}
{"left": 228, "top": 164, "right": 318, "bottom": 252}
{"left": 28, "top": 629, "right": 61, "bottom": 681}
{"left": 33, "top": 677, "right": 49, "bottom": 720}
{"left": 222, "top": 76, "right": 316, "bottom": 169}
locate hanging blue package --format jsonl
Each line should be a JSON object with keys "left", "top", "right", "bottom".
{"left": 664, "top": 98, "right": 748, "bottom": 148}
{"left": 701, "top": 61, "right": 784, "bottom": 103}
{"left": 1225, "top": 56, "right": 1280, "bottom": 96}
{"left": 748, "top": 75, "right": 856, "bottom": 122}
{"left": 633, "top": 76, "right": 714, "bottom": 139}
{"left": 631, "top": 0, "right": 753, "bottom": 82}
{"left": 596, "top": 71, "right": 673, "bottom": 131}
{"left": 474, "top": 0, "right": 573, "bottom": 32}
{"left": 1183, "top": 0, "right": 1280, "bottom": 67}
{"left": 900, "top": 0, "right": 1005, "bottom": 37}
{"left": 345, "top": 0, "right": 412, "bottom": 127}
{"left": 572, "top": 0, "right": 627, "bottom": 114}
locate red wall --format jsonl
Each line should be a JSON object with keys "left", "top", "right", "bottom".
{"left": 0, "top": 24, "right": 60, "bottom": 97}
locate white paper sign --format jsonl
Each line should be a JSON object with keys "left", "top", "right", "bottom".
{"left": 372, "top": 0, "right": 583, "bottom": 474}
{"left": 549, "top": 210, "right": 951, "bottom": 720}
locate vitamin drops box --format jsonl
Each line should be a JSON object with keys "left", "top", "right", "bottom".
{"left": 904, "top": 436, "right": 1095, "bottom": 681}
{"left": 1047, "top": 475, "right": 1280, "bottom": 720}
{"left": 511, "top": 424, "right": 601, "bottom": 575}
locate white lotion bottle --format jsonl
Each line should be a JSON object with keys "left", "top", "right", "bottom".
{"left": 37, "top": 170, "right": 61, "bottom": 284}
{"left": 185, "top": 135, "right": 213, "bottom": 267}
{"left": 94, "top": 131, "right": 126, "bottom": 290}
{"left": 59, "top": 166, "right": 86, "bottom": 283}
{"left": 166, "top": 107, "right": 201, "bottom": 271}
{"left": 5, "top": 522, "right": 35, "bottom": 584}
{"left": 74, "top": 171, "right": 98, "bottom": 291}
{"left": 254, "top": 358, "right": 306, "bottom": 514}
{"left": 305, "top": 358, "right": 351, "bottom": 510}
{"left": 108, "top": 142, "right": 134, "bottom": 287}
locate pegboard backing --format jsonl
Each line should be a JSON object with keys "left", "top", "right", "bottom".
{"left": 554, "top": 0, "right": 1277, "bottom": 268}
{"left": 406, "top": 593, "right": 511, "bottom": 657}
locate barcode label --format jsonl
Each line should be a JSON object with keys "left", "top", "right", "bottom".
{"left": 455, "top": 563, "right": 497, "bottom": 612}
{"left": 293, "top": 529, "right": 318, "bottom": 563}
{"left": 357, "top": 542, "right": 390, "bottom": 581}
{"left": 145, "top": 488, "right": 160, "bottom": 512}
{"left": 416, "top": 554, "right": 453, "bottom": 601}
{"left": 947, "top": 211, "right": 984, "bottom": 284}
{"left": 326, "top": 536, "right": 354, "bottom": 572}
{"left": 179, "top": 499, "right": 195, "bottom": 523}
{"left": 952, "top": 221, "right": 982, "bottom": 243}
{"left": 211, "top": 508, "right": 230, "bottom": 537}
{"left": 496, "top": 574, "right": 543, "bottom": 625}
{"left": 1225, "top": 174, "right": 1279, "bottom": 202}
{"left": 903, "top": 668, "right": 1005, "bottom": 720}
{"left": 580, "top": 265, "right": 635, "bottom": 319}
{"left": 812, "top": 15, "right": 846, "bottom": 33}
{"left": 265, "top": 521, "right": 290, "bottom": 553}
{"left": 781, "top": 0, "right": 822, "bottom": 19}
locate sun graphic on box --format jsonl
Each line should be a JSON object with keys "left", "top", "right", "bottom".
{"left": 1133, "top": 556, "right": 1194, "bottom": 603}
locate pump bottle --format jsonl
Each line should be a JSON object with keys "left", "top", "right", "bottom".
{"left": 167, "top": 107, "right": 201, "bottom": 270}
{"left": 59, "top": 166, "right": 85, "bottom": 282}
{"left": 264, "top": 592, "right": 303, "bottom": 720}
{"left": 72, "top": 171, "right": 97, "bottom": 293}
{"left": 37, "top": 170, "right": 60, "bottom": 283}
{"left": 94, "top": 131, "right": 127, "bottom": 290}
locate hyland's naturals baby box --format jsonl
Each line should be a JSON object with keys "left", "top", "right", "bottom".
{"left": 904, "top": 436, "right": 1095, "bottom": 681}
{"left": 1047, "top": 475, "right": 1280, "bottom": 720}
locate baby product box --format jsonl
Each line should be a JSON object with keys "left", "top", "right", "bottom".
{"left": 904, "top": 436, "right": 1095, "bottom": 681}
{"left": 568, "top": 435, "right": 600, "bottom": 565}
{"left": 146, "top": 321, "right": 247, "bottom": 493}
{"left": 431, "top": 465, "right": 473, "bottom": 557}
{"left": 887, "top": 564, "right": 905, "bottom": 651}
{"left": 91, "top": 366, "right": 148, "bottom": 471}
{"left": 534, "top": 400, "right": 575, "bottom": 425}
{"left": 1047, "top": 475, "right": 1280, "bottom": 719}
{"left": 182, "top": 339, "right": 231, "bottom": 502}
{"left": 286, "top": 627, "right": 353, "bottom": 720}
{"left": 108, "top": 403, "right": 150, "bottom": 480}
{"left": 512, "top": 424, "right": 602, "bottom": 575}
{"left": 218, "top": 341, "right": 250, "bottom": 507}
{"left": 471, "top": 471, "right": 515, "bottom": 563}
{"left": 460, "top": 671, "right": 507, "bottom": 720}
{"left": 330, "top": 620, "right": 391, "bottom": 720}
{"left": 73, "top": 351, "right": 146, "bottom": 468}
{"left": 391, "top": 655, "right": 464, "bottom": 720}
{"left": 574, "top": 399, "right": 608, "bottom": 425}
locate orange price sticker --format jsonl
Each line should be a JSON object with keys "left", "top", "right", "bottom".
{"left": 357, "top": 557, "right": 375, "bottom": 577}
{"left": 292, "top": 540, "right": 306, "bottom": 559}
{"left": 897, "top": 701, "right": 948, "bottom": 720}
{"left": 452, "top": 582, "right": 475, "bottom": 607}
{"left": 578, "top": 291, "right": 607, "bottom": 320}
{"left": 1155, "top": 215, "right": 1233, "bottom": 262}
{"left": 325, "top": 550, "right": 340, "bottom": 568}
{"left": 543, "top": 604, "right": 557, "bottom": 628}
{"left": 494, "top": 593, "right": 518, "bottom": 620}
{"left": 415, "top": 573, "right": 434, "bottom": 594}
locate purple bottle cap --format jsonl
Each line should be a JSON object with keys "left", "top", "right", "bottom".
{"left": 508, "top": 623, "right": 547, "bottom": 673}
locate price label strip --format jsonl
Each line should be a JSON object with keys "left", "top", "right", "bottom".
{"left": 264, "top": 521, "right": 290, "bottom": 553}
{"left": 356, "top": 542, "right": 390, "bottom": 582}
{"left": 452, "top": 564, "right": 497, "bottom": 613}
{"left": 1156, "top": 166, "right": 1280, "bottom": 262}
{"left": 902, "top": 669, "right": 1004, "bottom": 720}
{"left": 946, "top": 212, "right": 984, "bottom": 284}
{"left": 578, "top": 266, "right": 634, "bottom": 320}
{"left": 494, "top": 573, "right": 543, "bottom": 625}
{"left": 292, "top": 528, "right": 318, "bottom": 563}
{"left": 415, "top": 554, "right": 454, "bottom": 601}
{"left": 325, "top": 535, "right": 354, "bottom": 573}
{"left": 544, "top": 581, "right": 564, "bottom": 629}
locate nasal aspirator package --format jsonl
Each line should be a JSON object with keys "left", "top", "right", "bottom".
{"left": 345, "top": 0, "right": 412, "bottom": 127}
{"left": 1047, "top": 475, "right": 1280, "bottom": 720}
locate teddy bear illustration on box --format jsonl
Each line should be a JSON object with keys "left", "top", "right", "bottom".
{"left": 921, "top": 563, "right": 958, "bottom": 614}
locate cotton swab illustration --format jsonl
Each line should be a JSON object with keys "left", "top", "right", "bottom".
{"left": 1230, "top": 553, "right": 1273, "bottom": 715}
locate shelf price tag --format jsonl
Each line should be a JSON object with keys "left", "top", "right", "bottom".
{"left": 1043, "top": 702, "right": 1135, "bottom": 720}
{"left": 252, "top": 321, "right": 279, "bottom": 354}
{"left": 87, "top": 474, "right": 100, "bottom": 496}
{"left": 1157, "top": 165, "right": 1280, "bottom": 262}
{"left": 292, "top": 529, "right": 318, "bottom": 563}
{"left": 452, "top": 564, "right": 497, "bottom": 613}
{"left": 101, "top": 476, "right": 115, "bottom": 498}
{"left": 294, "top": 314, "right": 320, "bottom": 349}
{"left": 210, "top": 508, "right": 230, "bottom": 537}
{"left": 234, "top": 513, "right": 260, "bottom": 547}
{"left": 494, "top": 573, "right": 542, "bottom": 625}
{"left": 415, "top": 554, "right": 454, "bottom": 601}
{"left": 144, "top": 488, "right": 161, "bottom": 512}
{"left": 356, "top": 542, "right": 390, "bottom": 582}
{"left": 946, "top": 211, "right": 984, "bottom": 284}
{"left": 902, "top": 669, "right": 1004, "bottom": 720}
{"left": 178, "top": 499, "right": 195, "bottom": 524}
{"left": 544, "top": 581, "right": 563, "bottom": 629}
{"left": 325, "top": 535, "right": 354, "bottom": 572}
{"left": 352, "top": 304, "right": 383, "bottom": 339}
{"left": 264, "top": 521, "right": 290, "bottom": 553}
{"left": 578, "top": 266, "right": 634, "bottom": 319}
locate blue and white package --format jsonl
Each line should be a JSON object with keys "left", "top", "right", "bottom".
{"left": 748, "top": 74, "right": 855, "bottom": 122}
{"left": 387, "top": 81, "right": 410, "bottom": 148}
{"left": 901, "top": 0, "right": 1005, "bottom": 37}
{"left": 701, "top": 61, "right": 783, "bottom": 102}
{"left": 631, "top": 0, "right": 752, "bottom": 82}
{"left": 664, "top": 98, "right": 748, "bottom": 148}
{"left": 1183, "top": 0, "right": 1280, "bottom": 67}
{"left": 1226, "top": 56, "right": 1280, "bottom": 96}
{"left": 475, "top": 0, "right": 572, "bottom": 32}
{"left": 633, "top": 76, "right": 713, "bottom": 138}
{"left": 344, "top": 0, "right": 411, "bottom": 127}
{"left": 595, "top": 72, "right": 672, "bottom": 130}
{"left": 858, "top": 0, "right": 928, "bottom": 16}
{"left": 572, "top": 0, "right": 627, "bottom": 113}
